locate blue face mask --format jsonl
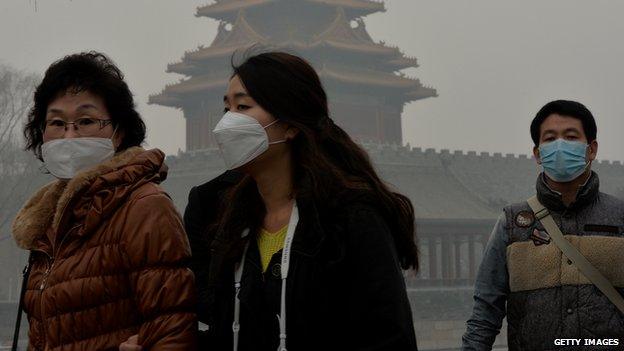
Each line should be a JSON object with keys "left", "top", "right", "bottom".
{"left": 538, "top": 139, "right": 589, "bottom": 182}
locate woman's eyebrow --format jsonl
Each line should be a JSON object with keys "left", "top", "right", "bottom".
{"left": 47, "top": 104, "right": 98, "bottom": 114}
{"left": 223, "top": 92, "right": 250, "bottom": 102}
{"left": 76, "top": 104, "right": 99, "bottom": 112}
{"left": 46, "top": 108, "right": 64, "bottom": 115}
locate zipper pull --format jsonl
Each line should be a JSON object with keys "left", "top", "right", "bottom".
{"left": 40, "top": 261, "right": 55, "bottom": 290}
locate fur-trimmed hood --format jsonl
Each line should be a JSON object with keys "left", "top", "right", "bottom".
{"left": 12, "top": 147, "right": 167, "bottom": 250}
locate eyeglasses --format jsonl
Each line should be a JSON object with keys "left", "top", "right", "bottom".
{"left": 43, "top": 117, "right": 113, "bottom": 138}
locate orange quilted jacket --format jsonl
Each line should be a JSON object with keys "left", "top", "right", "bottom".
{"left": 12, "top": 147, "right": 197, "bottom": 351}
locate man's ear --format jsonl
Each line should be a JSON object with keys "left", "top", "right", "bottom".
{"left": 533, "top": 145, "right": 541, "bottom": 165}
{"left": 587, "top": 140, "right": 598, "bottom": 162}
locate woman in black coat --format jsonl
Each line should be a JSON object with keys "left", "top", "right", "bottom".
{"left": 185, "top": 174, "right": 419, "bottom": 351}
{"left": 186, "top": 52, "right": 419, "bottom": 351}
{"left": 125, "top": 51, "right": 420, "bottom": 351}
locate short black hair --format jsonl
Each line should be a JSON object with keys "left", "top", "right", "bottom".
{"left": 530, "top": 100, "right": 597, "bottom": 146}
{"left": 24, "top": 51, "right": 146, "bottom": 160}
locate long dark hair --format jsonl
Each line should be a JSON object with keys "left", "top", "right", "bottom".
{"left": 211, "top": 51, "right": 418, "bottom": 271}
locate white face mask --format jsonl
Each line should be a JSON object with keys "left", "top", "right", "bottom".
{"left": 41, "top": 137, "right": 116, "bottom": 180}
{"left": 212, "top": 111, "right": 286, "bottom": 170}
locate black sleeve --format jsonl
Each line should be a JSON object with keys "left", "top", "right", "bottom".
{"left": 184, "top": 171, "right": 242, "bottom": 323}
{"left": 345, "top": 205, "right": 418, "bottom": 351}
{"left": 184, "top": 186, "right": 213, "bottom": 322}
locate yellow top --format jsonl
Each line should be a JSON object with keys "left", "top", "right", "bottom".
{"left": 257, "top": 225, "right": 288, "bottom": 272}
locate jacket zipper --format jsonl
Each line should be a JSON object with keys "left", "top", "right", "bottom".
{"left": 40, "top": 223, "right": 79, "bottom": 289}
{"left": 38, "top": 220, "right": 81, "bottom": 350}
{"left": 36, "top": 182, "right": 83, "bottom": 349}
{"left": 33, "top": 248, "right": 51, "bottom": 351}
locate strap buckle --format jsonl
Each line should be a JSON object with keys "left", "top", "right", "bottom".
{"left": 534, "top": 207, "right": 549, "bottom": 220}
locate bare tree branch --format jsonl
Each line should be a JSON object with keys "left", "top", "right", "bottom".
{"left": 0, "top": 65, "right": 38, "bottom": 155}
{"left": 0, "top": 65, "right": 40, "bottom": 239}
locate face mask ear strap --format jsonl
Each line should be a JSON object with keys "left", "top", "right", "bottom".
{"left": 585, "top": 143, "right": 594, "bottom": 164}
{"left": 263, "top": 119, "right": 280, "bottom": 129}
{"left": 110, "top": 125, "right": 121, "bottom": 147}
{"left": 38, "top": 164, "right": 51, "bottom": 175}
{"left": 264, "top": 119, "right": 288, "bottom": 145}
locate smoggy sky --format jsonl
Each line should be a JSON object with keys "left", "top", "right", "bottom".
{"left": 1, "top": 0, "right": 623, "bottom": 161}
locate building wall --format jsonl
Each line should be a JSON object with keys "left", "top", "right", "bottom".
{"left": 181, "top": 80, "right": 409, "bottom": 150}
{"left": 329, "top": 101, "right": 402, "bottom": 143}
{"left": 184, "top": 99, "right": 223, "bottom": 150}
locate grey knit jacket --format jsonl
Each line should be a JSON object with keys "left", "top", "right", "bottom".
{"left": 462, "top": 171, "right": 624, "bottom": 351}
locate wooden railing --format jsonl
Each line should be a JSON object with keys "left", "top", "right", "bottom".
{"left": 0, "top": 219, "right": 497, "bottom": 301}
{"left": 405, "top": 219, "right": 495, "bottom": 288}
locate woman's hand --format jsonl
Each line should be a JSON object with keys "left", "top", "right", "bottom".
{"left": 119, "top": 334, "right": 142, "bottom": 351}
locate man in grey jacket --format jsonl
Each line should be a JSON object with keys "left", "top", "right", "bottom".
{"left": 462, "top": 100, "right": 624, "bottom": 350}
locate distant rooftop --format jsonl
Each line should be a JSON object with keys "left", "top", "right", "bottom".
{"left": 161, "top": 142, "right": 624, "bottom": 219}
{"left": 195, "top": 0, "right": 386, "bottom": 21}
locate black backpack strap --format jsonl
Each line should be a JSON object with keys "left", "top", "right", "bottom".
{"left": 12, "top": 252, "right": 32, "bottom": 351}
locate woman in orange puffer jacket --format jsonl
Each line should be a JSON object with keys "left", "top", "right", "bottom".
{"left": 12, "top": 51, "right": 197, "bottom": 351}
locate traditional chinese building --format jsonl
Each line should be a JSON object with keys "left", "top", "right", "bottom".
{"left": 0, "top": 1, "right": 622, "bottom": 348}
{"left": 149, "top": 0, "right": 437, "bottom": 150}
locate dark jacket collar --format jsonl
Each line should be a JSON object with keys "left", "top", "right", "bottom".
{"left": 217, "top": 174, "right": 379, "bottom": 259}
{"left": 291, "top": 186, "right": 387, "bottom": 257}
{"left": 536, "top": 170, "right": 600, "bottom": 213}
{"left": 290, "top": 192, "right": 327, "bottom": 257}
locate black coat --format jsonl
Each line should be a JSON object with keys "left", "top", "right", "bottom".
{"left": 184, "top": 171, "right": 418, "bottom": 351}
